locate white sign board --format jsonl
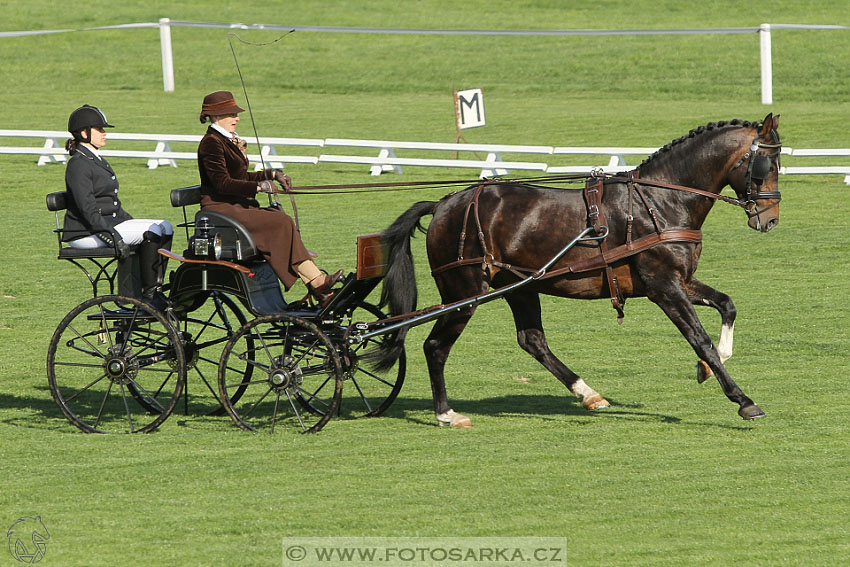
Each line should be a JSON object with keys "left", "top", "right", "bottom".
{"left": 454, "top": 88, "right": 486, "bottom": 130}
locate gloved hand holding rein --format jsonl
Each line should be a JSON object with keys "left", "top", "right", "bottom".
{"left": 273, "top": 169, "right": 292, "bottom": 192}
{"left": 257, "top": 179, "right": 277, "bottom": 194}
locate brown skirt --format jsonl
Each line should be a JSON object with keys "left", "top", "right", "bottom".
{"left": 200, "top": 200, "right": 311, "bottom": 290}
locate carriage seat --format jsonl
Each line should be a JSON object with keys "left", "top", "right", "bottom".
{"left": 46, "top": 191, "right": 140, "bottom": 298}
{"left": 169, "top": 185, "right": 261, "bottom": 263}
{"left": 47, "top": 191, "right": 123, "bottom": 260}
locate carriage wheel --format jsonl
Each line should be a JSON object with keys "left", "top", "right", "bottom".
{"left": 218, "top": 314, "right": 343, "bottom": 434}
{"left": 47, "top": 295, "right": 185, "bottom": 433}
{"left": 172, "top": 291, "right": 253, "bottom": 415}
{"left": 330, "top": 301, "right": 406, "bottom": 418}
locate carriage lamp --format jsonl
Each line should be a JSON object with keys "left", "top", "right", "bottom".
{"left": 190, "top": 217, "right": 223, "bottom": 260}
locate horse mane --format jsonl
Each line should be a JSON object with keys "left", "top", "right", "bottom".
{"left": 639, "top": 119, "right": 761, "bottom": 168}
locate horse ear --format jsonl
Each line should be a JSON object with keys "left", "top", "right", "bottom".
{"left": 760, "top": 113, "right": 777, "bottom": 135}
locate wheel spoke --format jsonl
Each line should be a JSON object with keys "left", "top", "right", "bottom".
{"left": 126, "top": 377, "right": 169, "bottom": 413}
{"left": 64, "top": 323, "right": 108, "bottom": 359}
{"left": 348, "top": 375, "right": 375, "bottom": 413}
{"left": 64, "top": 372, "right": 108, "bottom": 403}
{"left": 240, "top": 385, "right": 275, "bottom": 419}
{"left": 285, "top": 388, "right": 307, "bottom": 432}
{"left": 119, "top": 382, "right": 136, "bottom": 432}
{"left": 93, "top": 380, "right": 114, "bottom": 430}
{"left": 353, "top": 367, "right": 396, "bottom": 388}
{"left": 190, "top": 365, "right": 223, "bottom": 405}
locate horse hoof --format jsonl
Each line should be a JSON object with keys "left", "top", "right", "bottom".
{"left": 436, "top": 410, "right": 473, "bottom": 428}
{"left": 582, "top": 395, "right": 610, "bottom": 411}
{"left": 738, "top": 404, "right": 766, "bottom": 420}
{"left": 696, "top": 360, "right": 713, "bottom": 383}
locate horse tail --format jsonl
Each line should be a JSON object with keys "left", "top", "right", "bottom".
{"left": 369, "top": 200, "right": 437, "bottom": 371}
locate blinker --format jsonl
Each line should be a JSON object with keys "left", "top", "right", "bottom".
{"left": 751, "top": 155, "right": 771, "bottom": 180}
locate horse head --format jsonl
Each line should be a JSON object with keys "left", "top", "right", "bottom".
{"left": 726, "top": 113, "right": 782, "bottom": 232}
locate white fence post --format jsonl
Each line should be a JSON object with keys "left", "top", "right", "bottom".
{"left": 159, "top": 18, "right": 175, "bottom": 92}
{"left": 760, "top": 23, "right": 773, "bottom": 105}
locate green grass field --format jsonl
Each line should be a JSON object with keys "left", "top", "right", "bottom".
{"left": 2, "top": 1, "right": 849, "bottom": 565}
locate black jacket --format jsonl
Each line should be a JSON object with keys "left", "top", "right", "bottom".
{"left": 62, "top": 145, "right": 132, "bottom": 241}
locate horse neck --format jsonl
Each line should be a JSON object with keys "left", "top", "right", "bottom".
{"left": 639, "top": 126, "right": 753, "bottom": 193}
{"left": 635, "top": 126, "right": 754, "bottom": 228}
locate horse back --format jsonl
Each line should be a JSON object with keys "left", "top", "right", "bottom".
{"left": 425, "top": 182, "right": 699, "bottom": 301}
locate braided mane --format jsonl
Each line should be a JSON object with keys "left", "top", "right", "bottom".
{"left": 639, "top": 119, "right": 760, "bottom": 168}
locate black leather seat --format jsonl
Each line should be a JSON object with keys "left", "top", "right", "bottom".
{"left": 46, "top": 191, "right": 139, "bottom": 297}
{"left": 47, "top": 191, "right": 118, "bottom": 259}
{"left": 169, "top": 185, "right": 262, "bottom": 263}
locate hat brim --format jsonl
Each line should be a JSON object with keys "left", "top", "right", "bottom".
{"left": 204, "top": 104, "right": 246, "bottom": 116}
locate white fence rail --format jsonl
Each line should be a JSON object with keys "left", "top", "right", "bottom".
{"left": 0, "top": 129, "right": 322, "bottom": 170}
{"left": 4, "top": 20, "right": 848, "bottom": 103}
{"left": 2, "top": 129, "right": 848, "bottom": 184}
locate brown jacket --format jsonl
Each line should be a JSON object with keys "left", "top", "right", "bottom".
{"left": 197, "top": 127, "right": 266, "bottom": 206}
{"left": 196, "top": 127, "right": 311, "bottom": 289}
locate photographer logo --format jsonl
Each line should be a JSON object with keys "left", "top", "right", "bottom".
{"left": 7, "top": 516, "right": 50, "bottom": 564}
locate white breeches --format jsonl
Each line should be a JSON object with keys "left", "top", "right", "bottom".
{"left": 69, "top": 219, "right": 173, "bottom": 248}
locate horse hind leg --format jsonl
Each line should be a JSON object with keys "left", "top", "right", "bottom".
{"left": 424, "top": 308, "right": 474, "bottom": 428}
{"left": 687, "top": 279, "right": 736, "bottom": 384}
{"left": 505, "top": 292, "right": 610, "bottom": 412}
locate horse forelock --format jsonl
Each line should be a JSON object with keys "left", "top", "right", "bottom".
{"left": 639, "top": 119, "right": 762, "bottom": 169}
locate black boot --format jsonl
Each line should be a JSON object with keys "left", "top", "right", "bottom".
{"left": 138, "top": 234, "right": 168, "bottom": 312}
{"left": 158, "top": 232, "right": 172, "bottom": 287}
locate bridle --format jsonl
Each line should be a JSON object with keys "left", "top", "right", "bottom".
{"left": 729, "top": 126, "right": 782, "bottom": 224}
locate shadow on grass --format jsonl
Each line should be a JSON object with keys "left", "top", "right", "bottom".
{"left": 3, "top": 388, "right": 754, "bottom": 434}
{"left": 0, "top": 387, "right": 78, "bottom": 432}
{"left": 357, "top": 394, "right": 755, "bottom": 431}
{"left": 0, "top": 384, "right": 230, "bottom": 433}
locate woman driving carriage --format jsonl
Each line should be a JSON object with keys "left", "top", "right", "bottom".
{"left": 63, "top": 105, "right": 173, "bottom": 310}
{"left": 196, "top": 91, "right": 342, "bottom": 305}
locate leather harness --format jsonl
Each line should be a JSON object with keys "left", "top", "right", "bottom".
{"left": 431, "top": 173, "right": 721, "bottom": 323}
{"left": 430, "top": 127, "right": 781, "bottom": 323}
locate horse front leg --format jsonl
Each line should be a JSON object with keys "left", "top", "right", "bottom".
{"left": 505, "top": 292, "right": 609, "bottom": 412}
{"left": 685, "top": 279, "right": 736, "bottom": 383}
{"left": 423, "top": 308, "right": 474, "bottom": 427}
{"left": 648, "top": 285, "right": 765, "bottom": 420}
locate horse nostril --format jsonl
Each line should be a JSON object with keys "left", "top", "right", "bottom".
{"left": 765, "top": 218, "right": 778, "bottom": 231}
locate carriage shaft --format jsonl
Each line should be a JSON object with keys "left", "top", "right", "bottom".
{"left": 348, "top": 226, "right": 601, "bottom": 344}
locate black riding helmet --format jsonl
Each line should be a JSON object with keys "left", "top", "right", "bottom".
{"left": 68, "top": 105, "right": 114, "bottom": 142}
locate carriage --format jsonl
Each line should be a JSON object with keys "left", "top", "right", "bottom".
{"left": 45, "top": 114, "right": 783, "bottom": 433}
{"left": 45, "top": 184, "right": 409, "bottom": 434}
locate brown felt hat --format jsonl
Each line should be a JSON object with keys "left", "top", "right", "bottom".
{"left": 200, "top": 91, "right": 245, "bottom": 120}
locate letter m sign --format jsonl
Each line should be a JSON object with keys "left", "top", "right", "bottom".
{"left": 454, "top": 88, "right": 486, "bottom": 130}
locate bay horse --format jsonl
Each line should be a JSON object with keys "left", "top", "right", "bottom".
{"left": 375, "top": 114, "right": 781, "bottom": 426}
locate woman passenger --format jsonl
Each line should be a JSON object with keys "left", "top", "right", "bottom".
{"left": 63, "top": 105, "right": 172, "bottom": 310}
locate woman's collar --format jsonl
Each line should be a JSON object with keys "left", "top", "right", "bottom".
{"left": 210, "top": 123, "right": 236, "bottom": 139}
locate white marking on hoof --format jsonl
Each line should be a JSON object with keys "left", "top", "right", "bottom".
{"left": 582, "top": 394, "right": 610, "bottom": 411}
{"left": 436, "top": 409, "right": 473, "bottom": 428}
{"left": 717, "top": 323, "right": 734, "bottom": 363}
{"left": 571, "top": 379, "right": 609, "bottom": 411}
